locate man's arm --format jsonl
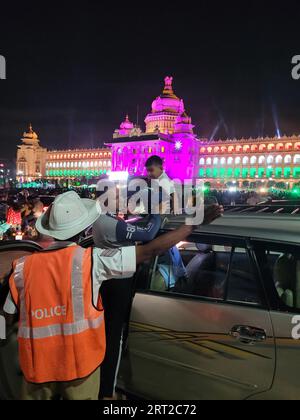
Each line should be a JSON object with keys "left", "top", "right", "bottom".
{"left": 117, "top": 214, "right": 161, "bottom": 243}
{"left": 136, "top": 224, "right": 192, "bottom": 264}
{"left": 136, "top": 204, "right": 223, "bottom": 264}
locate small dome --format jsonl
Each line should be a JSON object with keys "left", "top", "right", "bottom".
{"left": 120, "top": 115, "right": 134, "bottom": 131}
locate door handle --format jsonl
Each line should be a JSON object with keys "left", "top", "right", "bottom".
{"left": 229, "top": 325, "right": 267, "bottom": 345}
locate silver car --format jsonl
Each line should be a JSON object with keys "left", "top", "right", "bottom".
{"left": 117, "top": 214, "right": 300, "bottom": 400}
{"left": 0, "top": 214, "right": 300, "bottom": 400}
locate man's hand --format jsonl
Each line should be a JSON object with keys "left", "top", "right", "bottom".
{"left": 202, "top": 204, "right": 224, "bottom": 225}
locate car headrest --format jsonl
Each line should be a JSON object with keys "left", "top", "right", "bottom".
{"left": 196, "top": 243, "right": 213, "bottom": 253}
{"left": 274, "top": 254, "right": 296, "bottom": 291}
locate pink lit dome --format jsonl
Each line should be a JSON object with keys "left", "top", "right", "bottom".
{"left": 151, "top": 76, "right": 185, "bottom": 114}
{"left": 120, "top": 115, "right": 134, "bottom": 131}
{"left": 118, "top": 115, "right": 134, "bottom": 135}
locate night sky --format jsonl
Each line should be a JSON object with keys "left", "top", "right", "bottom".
{"left": 1, "top": 1, "right": 300, "bottom": 161}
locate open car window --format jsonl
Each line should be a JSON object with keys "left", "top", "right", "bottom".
{"left": 137, "top": 237, "right": 263, "bottom": 307}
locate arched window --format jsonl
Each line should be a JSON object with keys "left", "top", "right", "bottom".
{"left": 220, "top": 157, "right": 226, "bottom": 166}
{"left": 267, "top": 156, "right": 274, "bottom": 164}
{"left": 242, "top": 156, "right": 249, "bottom": 165}
{"left": 213, "top": 157, "right": 219, "bottom": 165}
{"left": 294, "top": 154, "right": 300, "bottom": 164}
{"left": 258, "top": 156, "right": 265, "bottom": 164}
{"left": 284, "top": 155, "right": 292, "bottom": 164}
{"left": 228, "top": 146, "right": 235, "bottom": 153}
{"left": 206, "top": 158, "right": 212, "bottom": 165}
{"left": 250, "top": 156, "right": 257, "bottom": 165}
{"left": 275, "top": 155, "right": 283, "bottom": 164}
{"left": 276, "top": 143, "right": 284, "bottom": 151}
{"left": 251, "top": 145, "right": 258, "bottom": 152}
{"left": 199, "top": 158, "right": 205, "bottom": 165}
{"left": 236, "top": 145, "right": 242, "bottom": 153}
{"left": 259, "top": 144, "right": 267, "bottom": 152}
{"left": 286, "top": 143, "right": 293, "bottom": 151}
{"left": 268, "top": 144, "right": 275, "bottom": 151}
{"left": 243, "top": 145, "right": 250, "bottom": 152}
{"left": 227, "top": 157, "right": 233, "bottom": 165}
{"left": 235, "top": 157, "right": 241, "bottom": 165}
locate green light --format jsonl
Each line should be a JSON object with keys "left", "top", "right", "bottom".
{"left": 234, "top": 168, "right": 240, "bottom": 178}
{"left": 284, "top": 167, "right": 291, "bottom": 178}
{"left": 227, "top": 168, "right": 233, "bottom": 177}
{"left": 199, "top": 168, "right": 205, "bottom": 177}
{"left": 242, "top": 168, "right": 249, "bottom": 179}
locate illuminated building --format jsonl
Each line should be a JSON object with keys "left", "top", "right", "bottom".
{"left": 16, "top": 124, "right": 47, "bottom": 182}
{"left": 109, "top": 76, "right": 300, "bottom": 188}
{"left": 16, "top": 125, "right": 111, "bottom": 182}
{"left": 109, "top": 76, "right": 199, "bottom": 180}
{"left": 45, "top": 148, "right": 112, "bottom": 179}
{"left": 15, "top": 77, "right": 300, "bottom": 189}
{"left": 198, "top": 137, "right": 300, "bottom": 188}
{"left": 0, "top": 158, "right": 13, "bottom": 188}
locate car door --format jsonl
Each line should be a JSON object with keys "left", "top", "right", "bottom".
{"left": 251, "top": 241, "right": 300, "bottom": 400}
{"left": 0, "top": 240, "right": 42, "bottom": 400}
{"left": 119, "top": 235, "right": 276, "bottom": 400}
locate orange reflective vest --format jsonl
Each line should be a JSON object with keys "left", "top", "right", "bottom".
{"left": 9, "top": 245, "right": 105, "bottom": 384}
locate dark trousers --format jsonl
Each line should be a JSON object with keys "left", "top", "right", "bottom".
{"left": 100, "top": 277, "right": 134, "bottom": 398}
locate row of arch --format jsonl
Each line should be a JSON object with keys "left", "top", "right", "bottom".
{"left": 50, "top": 151, "right": 111, "bottom": 160}
{"left": 200, "top": 142, "right": 300, "bottom": 155}
{"left": 200, "top": 155, "right": 300, "bottom": 166}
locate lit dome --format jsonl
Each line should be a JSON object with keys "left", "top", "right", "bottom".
{"left": 120, "top": 115, "right": 134, "bottom": 131}
{"left": 151, "top": 76, "right": 185, "bottom": 114}
{"left": 22, "top": 123, "right": 39, "bottom": 145}
{"left": 23, "top": 123, "right": 38, "bottom": 140}
{"left": 117, "top": 115, "right": 134, "bottom": 136}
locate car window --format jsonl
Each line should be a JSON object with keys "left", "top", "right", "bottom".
{"left": 146, "top": 240, "right": 262, "bottom": 306}
{"left": 255, "top": 244, "right": 300, "bottom": 311}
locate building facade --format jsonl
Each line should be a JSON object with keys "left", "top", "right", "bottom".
{"left": 16, "top": 125, "right": 111, "bottom": 182}
{"left": 45, "top": 148, "right": 112, "bottom": 179}
{"left": 109, "top": 77, "right": 300, "bottom": 187}
{"left": 109, "top": 76, "right": 199, "bottom": 180}
{"left": 16, "top": 77, "right": 300, "bottom": 188}
{"left": 16, "top": 124, "right": 48, "bottom": 182}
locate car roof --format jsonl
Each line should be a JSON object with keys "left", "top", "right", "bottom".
{"left": 163, "top": 213, "right": 300, "bottom": 245}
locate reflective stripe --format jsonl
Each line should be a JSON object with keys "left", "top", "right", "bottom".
{"left": 14, "top": 257, "right": 27, "bottom": 326}
{"left": 71, "top": 247, "right": 86, "bottom": 322}
{"left": 18, "top": 313, "right": 104, "bottom": 339}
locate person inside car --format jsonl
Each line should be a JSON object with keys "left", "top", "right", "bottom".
{"left": 3, "top": 190, "right": 223, "bottom": 400}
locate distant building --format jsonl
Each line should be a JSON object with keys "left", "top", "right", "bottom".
{"left": 45, "top": 148, "right": 111, "bottom": 179}
{"left": 16, "top": 124, "right": 47, "bottom": 182}
{"left": 0, "top": 158, "right": 13, "bottom": 188}
{"left": 16, "top": 124, "right": 111, "bottom": 182}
